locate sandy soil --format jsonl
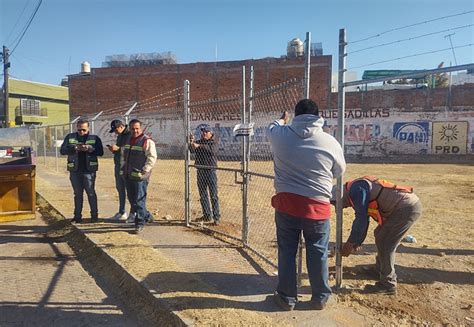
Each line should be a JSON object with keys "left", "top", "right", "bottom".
{"left": 37, "top": 157, "right": 474, "bottom": 326}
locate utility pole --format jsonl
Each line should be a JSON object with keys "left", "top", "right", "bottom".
{"left": 444, "top": 33, "right": 458, "bottom": 66}
{"left": 2, "top": 46, "right": 10, "bottom": 128}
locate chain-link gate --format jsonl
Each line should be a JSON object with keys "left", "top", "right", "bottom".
{"left": 184, "top": 68, "right": 306, "bottom": 268}
{"left": 185, "top": 90, "right": 245, "bottom": 242}
{"left": 246, "top": 78, "right": 305, "bottom": 266}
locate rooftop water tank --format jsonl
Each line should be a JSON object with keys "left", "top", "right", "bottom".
{"left": 81, "top": 61, "right": 91, "bottom": 73}
{"left": 287, "top": 38, "right": 304, "bottom": 58}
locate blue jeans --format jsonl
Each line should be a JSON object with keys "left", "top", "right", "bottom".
{"left": 69, "top": 172, "right": 98, "bottom": 220}
{"left": 125, "top": 178, "right": 151, "bottom": 227}
{"left": 114, "top": 165, "right": 127, "bottom": 214}
{"left": 197, "top": 169, "right": 220, "bottom": 221}
{"left": 275, "top": 211, "right": 331, "bottom": 304}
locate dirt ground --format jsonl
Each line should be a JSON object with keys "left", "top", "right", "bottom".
{"left": 37, "top": 157, "right": 474, "bottom": 326}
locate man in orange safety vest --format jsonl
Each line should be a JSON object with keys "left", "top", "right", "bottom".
{"left": 332, "top": 176, "right": 422, "bottom": 295}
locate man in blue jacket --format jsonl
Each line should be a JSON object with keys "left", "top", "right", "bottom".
{"left": 60, "top": 119, "right": 104, "bottom": 223}
{"left": 267, "top": 99, "right": 346, "bottom": 311}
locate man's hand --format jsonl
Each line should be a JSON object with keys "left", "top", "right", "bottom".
{"left": 108, "top": 144, "right": 119, "bottom": 152}
{"left": 341, "top": 242, "right": 362, "bottom": 257}
{"left": 280, "top": 111, "right": 290, "bottom": 125}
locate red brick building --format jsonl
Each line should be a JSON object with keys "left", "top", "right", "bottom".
{"left": 68, "top": 56, "right": 333, "bottom": 116}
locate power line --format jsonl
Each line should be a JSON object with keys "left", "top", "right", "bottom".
{"left": 5, "top": 0, "right": 31, "bottom": 45}
{"left": 347, "top": 43, "right": 473, "bottom": 70}
{"left": 349, "top": 10, "right": 474, "bottom": 44}
{"left": 9, "top": 0, "right": 43, "bottom": 56}
{"left": 349, "top": 24, "right": 474, "bottom": 55}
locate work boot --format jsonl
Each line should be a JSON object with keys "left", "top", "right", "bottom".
{"left": 273, "top": 291, "right": 296, "bottom": 311}
{"left": 364, "top": 282, "right": 397, "bottom": 295}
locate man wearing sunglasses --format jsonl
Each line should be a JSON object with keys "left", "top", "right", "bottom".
{"left": 60, "top": 119, "right": 104, "bottom": 223}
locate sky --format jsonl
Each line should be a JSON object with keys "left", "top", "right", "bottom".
{"left": 1, "top": 0, "right": 473, "bottom": 86}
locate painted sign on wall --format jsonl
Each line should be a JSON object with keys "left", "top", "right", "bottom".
{"left": 432, "top": 121, "right": 468, "bottom": 154}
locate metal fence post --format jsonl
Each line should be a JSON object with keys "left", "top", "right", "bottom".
{"left": 54, "top": 126, "right": 59, "bottom": 172}
{"left": 184, "top": 80, "right": 191, "bottom": 226}
{"left": 297, "top": 31, "right": 312, "bottom": 288}
{"left": 336, "top": 28, "right": 347, "bottom": 290}
{"left": 70, "top": 116, "right": 81, "bottom": 133}
{"left": 124, "top": 102, "right": 138, "bottom": 125}
{"left": 90, "top": 111, "right": 103, "bottom": 134}
{"left": 43, "top": 127, "right": 47, "bottom": 165}
{"left": 241, "top": 66, "right": 249, "bottom": 245}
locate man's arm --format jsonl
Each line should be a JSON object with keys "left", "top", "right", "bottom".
{"left": 331, "top": 141, "right": 346, "bottom": 178}
{"left": 347, "top": 180, "right": 371, "bottom": 246}
{"left": 59, "top": 134, "right": 76, "bottom": 155}
{"left": 88, "top": 137, "right": 104, "bottom": 157}
{"left": 142, "top": 139, "right": 157, "bottom": 173}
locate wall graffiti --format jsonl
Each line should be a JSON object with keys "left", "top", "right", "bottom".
{"left": 91, "top": 109, "right": 474, "bottom": 157}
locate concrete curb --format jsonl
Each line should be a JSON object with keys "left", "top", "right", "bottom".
{"left": 36, "top": 192, "right": 194, "bottom": 326}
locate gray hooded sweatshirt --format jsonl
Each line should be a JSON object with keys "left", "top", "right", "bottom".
{"left": 267, "top": 114, "right": 346, "bottom": 202}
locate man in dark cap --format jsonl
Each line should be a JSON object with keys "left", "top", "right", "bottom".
{"left": 106, "top": 118, "right": 131, "bottom": 221}
{"left": 189, "top": 126, "right": 221, "bottom": 225}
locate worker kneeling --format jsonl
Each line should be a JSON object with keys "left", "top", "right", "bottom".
{"left": 333, "top": 176, "right": 422, "bottom": 295}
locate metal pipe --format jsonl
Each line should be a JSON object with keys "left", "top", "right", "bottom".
{"left": 304, "top": 31, "right": 311, "bottom": 99}
{"left": 336, "top": 28, "right": 347, "bottom": 289}
{"left": 184, "top": 80, "right": 191, "bottom": 226}
{"left": 344, "top": 63, "right": 474, "bottom": 87}
{"left": 241, "top": 66, "right": 249, "bottom": 245}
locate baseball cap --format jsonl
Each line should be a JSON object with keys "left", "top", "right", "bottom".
{"left": 109, "top": 119, "right": 125, "bottom": 133}
{"left": 200, "top": 126, "right": 213, "bottom": 133}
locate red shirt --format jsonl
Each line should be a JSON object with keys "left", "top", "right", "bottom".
{"left": 271, "top": 192, "right": 331, "bottom": 220}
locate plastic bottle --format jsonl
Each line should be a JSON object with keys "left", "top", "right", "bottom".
{"left": 403, "top": 235, "right": 417, "bottom": 243}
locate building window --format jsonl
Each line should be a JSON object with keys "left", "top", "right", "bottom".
{"left": 20, "top": 99, "right": 41, "bottom": 116}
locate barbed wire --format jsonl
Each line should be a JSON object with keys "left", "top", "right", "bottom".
{"left": 349, "top": 10, "right": 474, "bottom": 44}
{"left": 347, "top": 43, "right": 473, "bottom": 70}
{"left": 349, "top": 24, "right": 474, "bottom": 55}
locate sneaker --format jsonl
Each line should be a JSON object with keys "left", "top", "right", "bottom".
{"left": 273, "top": 292, "right": 295, "bottom": 311}
{"left": 71, "top": 217, "right": 82, "bottom": 224}
{"left": 126, "top": 212, "right": 136, "bottom": 224}
{"left": 91, "top": 216, "right": 99, "bottom": 223}
{"left": 112, "top": 212, "right": 128, "bottom": 221}
{"left": 195, "top": 216, "right": 212, "bottom": 223}
{"left": 364, "top": 282, "right": 397, "bottom": 295}
{"left": 134, "top": 225, "right": 144, "bottom": 234}
{"left": 213, "top": 219, "right": 221, "bottom": 226}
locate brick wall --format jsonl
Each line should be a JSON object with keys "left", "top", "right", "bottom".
{"left": 329, "top": 84, "right": 474, "bottom": 111}
{"left": 68, "top": 56, "right": 333, "bottom": 116}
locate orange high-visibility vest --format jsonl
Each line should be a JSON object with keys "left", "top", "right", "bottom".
{"left": 345, "top": 176, "right": 413, "bottom": 225}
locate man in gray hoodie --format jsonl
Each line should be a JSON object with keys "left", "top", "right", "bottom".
{"left": 267, "top": 99, "right": 346, "bottom": 311}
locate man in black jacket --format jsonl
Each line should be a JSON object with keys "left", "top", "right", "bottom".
{"left": 190, "top": 127, "right": 221, "bottom": 225}
{"left": 60, "top": 119, "right": 104, "bottom": 223}
{"left": 106, "top": 119, "right": 131, "bottom": 221}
